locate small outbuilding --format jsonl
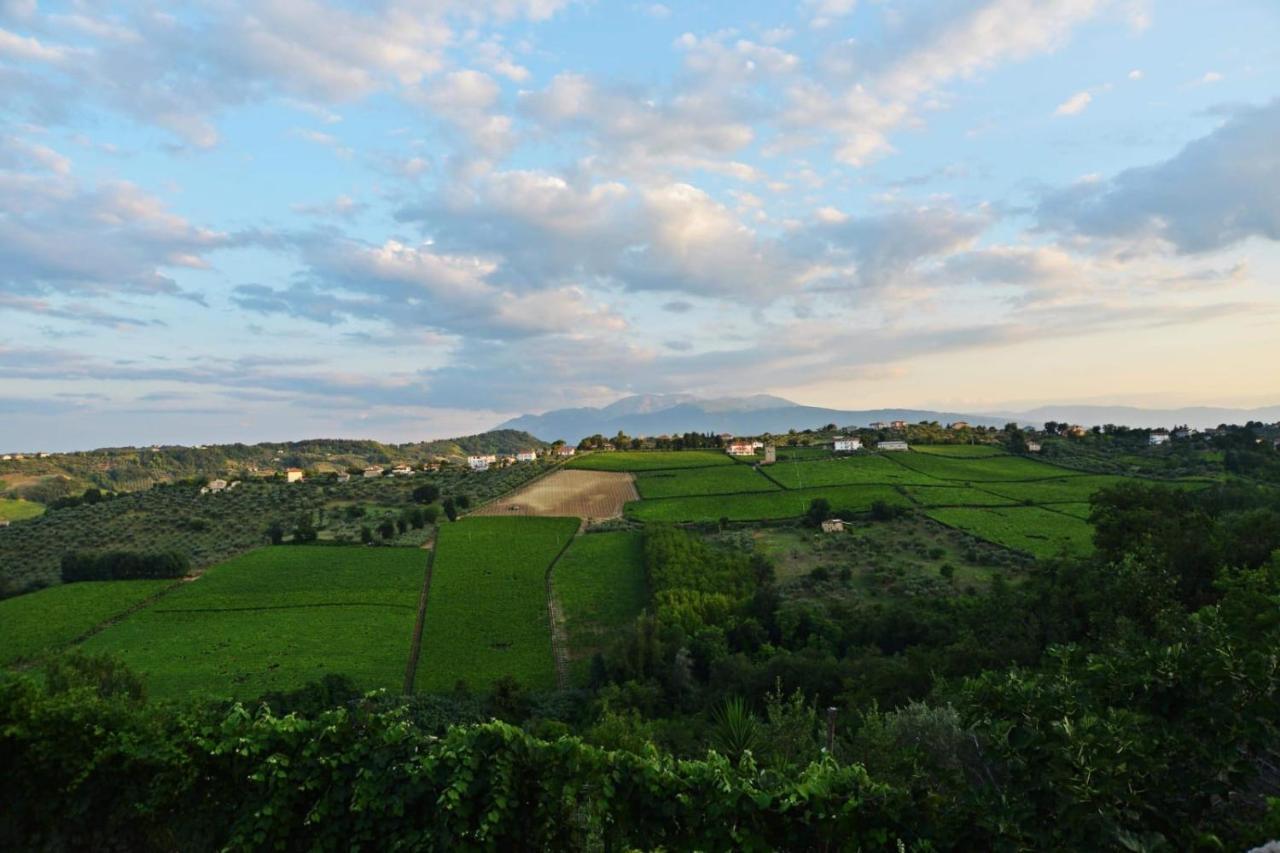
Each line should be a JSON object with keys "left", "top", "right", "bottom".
{"left": 820, "top": 518, "right": 845, "bottom": 533}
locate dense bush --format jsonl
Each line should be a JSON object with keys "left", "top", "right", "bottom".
{"left": 60, "top": 550, "right": 190, "bottom": 582}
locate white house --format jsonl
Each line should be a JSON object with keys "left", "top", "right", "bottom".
{"left": 947, "top": 421, "right": 970, "bottom": 430}
{"left": 392, "top": 464, "right": 414, "bottom": 476}
{"left": 336, "top": 472, "right": 351, "bottom": 483}
{"left": 362, "top": 465, "right": 383, "bottom": 479}
{"left": 820, "top": 518, "right": 845, "bottom": 533}
{"left": 1173, "top": 428, "right": 1195, "bottom": 439}
{"left": 890, "top": 420, "right": 908, "bottom": 430}
{"left": 834, "top": 437, "right": 862, "bottom": 453}
{"left": 516, "top": 450, "right": 538, "bottom": 462}
{"left": 726, "top": 441, "right": 756, "bottom": 456}
{"left": 877, "top": 440, "right": 909, "bottom": 451}
{"left": 868, "top": 421, "right": 887, "bottom": 429}
{"left": 0, "top": 519, "right": 9, "bottom": 528}
{"left": 285, "top": 468, "right": 304, "bottom": 483}
{"left": 207, "top": 479, "right": 228, "bottom": 493}
{"left": 1148, "top": 431, "right": 1170, "bottom": 446}
{"left": 1025, "top": 441, "right": 1042, "bottom": 453}
{"left": 556, "top": 446, "right": 576, "bottom": 457}
{"left": 468, "top": 454, "right": 497, "bottom": 471}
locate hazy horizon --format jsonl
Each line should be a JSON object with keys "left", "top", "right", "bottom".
{"left": 3, "top": 1, "right": 1278, "bottom": 451}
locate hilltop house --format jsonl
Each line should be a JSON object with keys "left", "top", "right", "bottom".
{"left": 890, "top": 420, "right": 908, "bottom": 430}
{"left": 336, "top": 472, "right": 351, "bottom": 483}
{"left": 1025, "top": 441, "right": 1042, "bottom": 453}
{"left": 1173, "top": 428, "right": 1195, "bottom": 439}
{"left": 468, "top": 454, "right": 498, "bottom": 471}
{"left": 285, "top": 468, "right": 304, "bottom": 483}
{"left": 878, "top": 440, "right": 909, "bottom": 451}
{"left": 948, "top": 421, "right": 969, "bottom": 430}
{"left": 821, "top": 518, "right": 845, "bottom": 533}
{"left": 869, "top": 421, "right": 887, "bottom": 430}
{"left": 516, "top": 450, "right": 538, "bottom": 462}
{"left": 556, "top": 446, "right": 576, "bottom": 457}
{"left": 1066, "top": 425, "right": 1088, "bottom": 438}
{"left": 207, "top": 479, "right": 228, "bottom": 492}
{"left": 391, "top": 464, "right": 414, "bottom": 476}
{"left": 1149, "top": 431, "right": 1170, "bottom": 446}
{"left": 362, "top": 465, "right": 383, "bottom": 478}
{"left": 834, "top": 437, "right": 862, "bottom": 453}
{"left": 726, "top": 441, "right": 756, "bottom": 456}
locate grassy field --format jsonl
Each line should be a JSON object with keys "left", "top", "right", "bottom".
{"left": 926, "top": 507, "right": 1094, "bottom": 558}
{"left": 626, "top": 484, "right": 911, "bottom": 523}
{"left": 766, "top": 455, "right": 944, "bottom": 489}
{"left": 0, "top": 498, "right": 44, "bottom": 522}
{"left": 552, "top": 531, "right": 647, "bottom": 684}
{"left": 902, "top": 486, "right": 1019, "bottom": 507}
{"left": 566, "top": 450, "right": 735, "bottom": 472}
{"left": 975, "top": 475, "right": 1130, "bottom": 504}
{"left": 416, "top": 516, "right": 579, "bottom": 693}
{"left": 1052, "top": 503, "right": 1094, "bottom": 519}
{"left": 634, "top": 465, "right": 780, "bottom": 499}
{"left": 889, "top": 453, "right": 1083, "bottom": 482}
{"left": 773, "top": 446, "right": 834, "bottom": 461}
{"left": 0, "top": 580, "right": 174, "bottom": 666}
{"left": 82, "top": 547, "right": 425, "bottom": 699}
{"left": 911, "top": 445, "right": 1008, "bottom": 458}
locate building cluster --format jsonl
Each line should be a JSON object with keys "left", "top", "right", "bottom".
{"left": 200, "top": 479, "right": 240, "bottom": 495}
{"left": 467, "top": 449, "right": 544, "bottom": 471}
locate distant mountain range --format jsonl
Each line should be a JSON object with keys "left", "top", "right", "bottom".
{"left": 496, "top": 395, "right": 1280, "bottom": 443}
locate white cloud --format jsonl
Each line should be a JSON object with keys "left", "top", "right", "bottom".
{"left": 1199, "top": 70, "right": 1224, "bottom": 85}
{"left": 1128, "top": 68, "right": 1143, "bottom": 80}
{"left": 1054, "top": 90, "right": 1092, "bottom": 116}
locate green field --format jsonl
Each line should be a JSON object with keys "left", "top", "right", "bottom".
{"left": 925, "top": 507, "right": 1095, "bottom": 558}
{"left": 911, "top": 445, "right": 1008, "bottom": 458}
{"left": 634, "top": 465, "right": 779, "bottom": 499}
{"left": 552, "top": 531, "right": 647, "bottom": 684}
{"left": 903, "top": 486, "right": 1019, "bottom": 507}
{"left": 82, "top": 547, "right": 425, "bottom": 699}
{"left": 0, "top": 580, "right": 174, "bottom": 665}
{"left": 626, "top": 484, "right": 911, "bottom": 523}
{"left": 774, "top": 446, "right": 834, "bottom": 461}
{"left": 567, "top": 450, "right": 735, "bottom": 471}
{"left": 416, "top": 516, "right": 579, "bottom": 693}
{"left": 976, "top": 475, "right": 1131, "bottom": 504}
{"left": 1052, "top": 503, "right": 1094, "bottom": 520}
{"left": 889, "top": 453, "right": 1083, "bottom": 482}
{"left": 766, "top": 455, "right": 944, "bottom": 489}
{"left": 0, "top": 498, "right": 44, "bottom": 522}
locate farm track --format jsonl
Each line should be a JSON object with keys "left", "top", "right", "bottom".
{"left": 402, "top": 549, "right": 435, "bottom": 694}
{"left": 543, "top": 532, "right": 582, "bottom": 691}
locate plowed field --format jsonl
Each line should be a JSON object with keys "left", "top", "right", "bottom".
{"left": 472, "top": 470, "right": 638, "bottom": 520}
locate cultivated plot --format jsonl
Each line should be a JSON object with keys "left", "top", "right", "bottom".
{"left": 416, "top": 516, "right": 579, "bottom": 693}
{"left": 0, "top": 580, "right": 173, "bottom": 666}
{"left": 83, "top": 547, "right": 425, "bottom": 699}
{"left": 766, "top": 455, "right": 944, "bottom": 489}
{"left": 890, "top": 453, "right": 1083, "bottom": 482}
{"left": 0, "top": 498, "right": 44, "bottom": 522}
{"left": 902, "top": 486, "right": 1019, "bottom": 507}
{"left": 566, "top": 450, "right": 735, "bottom": 472}
{"left": 926, "top": 507, "right": 1094, "bottom": 558}
{"left": 911, "top": 445, "right": 1008, "bottom": 458}
{"left": 472, "top": 469, "right": 637, "bottom": 519}
{"left": 634, "top": 465, "right": 779, "bottom": 499}
{"left": 626, "top": 484, "right": 911, "bottom": 523}
{"left": 552, "top": 531, "right": 647, "bottom": 684}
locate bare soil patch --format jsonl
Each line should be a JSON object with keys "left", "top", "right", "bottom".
{"left": 472, "top": 470, "right": 637, "bottom": 521}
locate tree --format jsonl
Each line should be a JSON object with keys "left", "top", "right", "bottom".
{"left": 443, "top": 498, "right": 458, "bottom": 522}
{"left": 378, "top": 519, "right": 396, "bottom": 540}
{"left": 265, "top": 521, "right": 285, "bottom": 545}
{"left": 360, "top": 525, "right": 374, "bottom": 544}
{"left": 412, "top": 484, "right": 441, "bottom": 504}
{"left": 805, "top": 498, "right": 832, "bottom": 527}
{"left": 292, "top": 515, "right": 318, "bottom": 543}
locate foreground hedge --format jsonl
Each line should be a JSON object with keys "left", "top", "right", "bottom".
{"left": 0, "top": 676, "right": 912, "bottom": 851}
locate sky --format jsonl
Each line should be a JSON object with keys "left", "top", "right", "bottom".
{"left": 2, "top": 0, "right": 1279, "bottom": 451}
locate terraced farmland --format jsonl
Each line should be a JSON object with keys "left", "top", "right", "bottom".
{"left": 902, "top": 485, "right": 1019, "bottom": 507}
{"left": 926, "top": 507, "right": 1094, "bottom": 558}
{"left": 552, "top": 531, "right": 647, "bottom": 683}
{"left": 0, "top": 580, "right": 175, "bottom": 666}
{"left": 82, "top": 547, "right": 425, "bottom": 699}
{"left": 626, "top": 484, "right": 911, "bottom": 523}
{"left": 766, "top": 455, "right": 943, "bottom": 488}
{"left": 416, "top": 516, "right": 579, "bottom": 693}
{"left": 912, "top": 444, "right": 1008, "bottom": 458}
{"left": 890, "top": 452, "right": 1083, "bottom": 482}
{"left": 634, "top": 465, "right": 779, "bottom": 499}
{"left": 567, "top": 450, "right": 735, "bottom": 472}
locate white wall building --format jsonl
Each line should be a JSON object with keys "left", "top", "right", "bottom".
{"left": 877, "top": 440, "right": 909, "bottom": 451}
{"left": 285, "top": 468, "right": 304, "bottom": 483}
{"left": 726, "top": 441, "right": 756, "bottom": 456}
{"left": 1149, "top": 432, "right": 1170, "bottom": 446}
{"left": 468, "top": 454, "right": 498, "bottom": 471}
{"left": 834, "top": 437, "right": 862, "bottom": 453}
{"left": 516, "top": 450, "right": 538, "bottom": 462}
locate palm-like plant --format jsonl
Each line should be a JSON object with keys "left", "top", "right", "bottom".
{"left": 711, "top": 696, "right": 761, "bottom": 764}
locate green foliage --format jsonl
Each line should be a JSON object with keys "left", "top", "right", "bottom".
{"left": 892, "top": 452, "right": 1084, "bottom": 482}
{"left": 553, "top": 531, "right": 648, "bottom": 684}
{"left": 0, "top": 580, "right": 171, "bottom": 665}
{"left": 634, "top": 465, "right": 780, "bottom": 498}
{"left": 767, "top": 454, "right": 942, "bottom": 488}
{"left": 567, "top": 450, "right": 736, "bottom": 471}
{"left": 60, "top": 550, "right": 189, "bottom": 582}
{"left": 0, "top": 498, "right": 44, "bottom": 522}
{"left": 416, "top": 516, "right": 579, "bottom": 692}
{"left": 81, "top": 547, "right": 425, "bottom": 699}
{"left": 627, "top": 484, "right": 912, "bottom": 522}
{"left": 911, "top": 444, "right": 1008, "bottom": 458}
{"left": 927, "top": 506, "right": 1095, "bottom": 558}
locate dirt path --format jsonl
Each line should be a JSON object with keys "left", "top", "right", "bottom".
{"left": 401, "top": 549, "right": 435, "bottom": 694}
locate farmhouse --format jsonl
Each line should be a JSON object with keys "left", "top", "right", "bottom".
{"left": 821, "top": 518, "right": 845, "bottom": 533}
{"left": 468, "top": 454, "right": 498, "bottom": 471}
{"left": 556, "top": 446, "right": 576, "bottom": 457}
{"left": 1148, "top": 431, "right": 1170, "bottom": 446}
{"left": 391, "top": 464, "right": 414, "bottom": 476}
{"left": 0, "top": 519, "right": 8, "bottom": 528}
{"left": 877, "top": 440, "right": 909, "bottom": 451}
{"left": 890, "top": 420, "right": 908, "bottom": 430}
{"left": 1066, "top": 425, "right": 1088, "bottom": 437}
{"left": 285, "top": 468, "right": 304, "bottom": 483}
{"left": 1025, "top": 441, "right": 1042, "bottom": 453}
{"left": 516, "top": 450, "right": 538, "bottom": 462}
{"left": 948, "top": 421, "right": 970, "bottom": 430}
{"left": 1, "top": 455, "right": 10, "bottom": 460}
{"left": 726, "top": 441, "right": 756, "bottom": 456}
{"left": 1173, "top": 428, "right": 1195, "bottom": 439}
{"left": 834, "top": 436, "right": 862, "bottom": 453}
{"left": 206, "top": 479, "right": 228, "bottom": 493}
{"left": 336, "top": 472, "right": 351, "bottom": 483}
{"left": 362, "top": 465, "right": 383, "bottom": 478}
{"left": 869, "top": 421, "right": 887, "bottom": 429}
